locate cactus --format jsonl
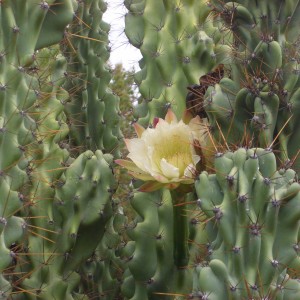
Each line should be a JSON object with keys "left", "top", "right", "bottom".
{"left": 18, "top": 149, "right": 115, "bottom": 299}
{"left": 62, "top": 0, "right": 122, "bottom": 156}
{"left": 124, "top": 0, "right": 228, "bottom": 126}
{"left": 0, "top": 0, "right": 299, "bottom": 299}
{"left": 201, "top": 1, "right": 300, "bottom": 171}
{"left": 118, "top": 147, "right": 300, "bottom": 299}
{"left": 120, "top": 189, "right": 201, "bottom": 299}
{"left": 120, "top": 1, "right": 300, "bottom": 299}
{"left": 0, "top": 0, "right": 119, "bottom": 298}
{"left": 76, "top": 209, "right": 127, "bottom": 299}
{"left": 0, "top": 1, "right": 74, "bottom": 296}
{"left": 194, "top": 147, "right": 300, "bottom": 299}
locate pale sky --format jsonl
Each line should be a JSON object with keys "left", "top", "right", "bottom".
{"left": 103, "top": 0, "right": 142, "bottom": 70}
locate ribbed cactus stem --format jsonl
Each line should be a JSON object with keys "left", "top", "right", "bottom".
{"left": 171, "top": 189, "right": 189, "bottom": 269}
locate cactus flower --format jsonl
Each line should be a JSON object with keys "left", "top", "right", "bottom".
{"left": 116, "top": 110, "right": 203, "bottom": 191}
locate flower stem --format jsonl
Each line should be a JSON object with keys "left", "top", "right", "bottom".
{"left": 171, "top": 189, "right": 189, "bottom": 269}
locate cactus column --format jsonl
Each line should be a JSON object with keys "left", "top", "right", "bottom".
{"left": 124, "top": 0, "right": 227, "bottom": 125}
{"left": 193, "top": 148, "right": 300, "bottom": 299}
{"left": 63, "top": 0, "right": 122, "bottom": 156}
{"left": 0, "top": 1, "right": 74, "bottom": 297}
{"left": 203, "top": 1, "right": 300, "bottom": 172}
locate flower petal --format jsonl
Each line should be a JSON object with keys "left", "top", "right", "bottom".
{"left": 116, "top": 159, "right": 157, "bottom": 181}
{"left": 160, "top": 158, "right": 180, "bottom": 179}
{"left": 146, "top": 145, "right": 161, "bottom": 174}
{"left": 189, "top": 116, "right": 209, "bottom": 145}
{"left": 179, "top": 178, "right": 194, "bottom": 185}
{"left": 184, "top": 163, "right": 196, "bottom": 178}
{"left": 182, "top": 109, "right": 194, "bottom": 124}
{"left": 153, "top": 117, "right": 160, "bottom": 128}
{"left": 125, "top": 138, "right": 152, "bottom": 173}
{"left": 151, "top": 172, "right": 170, "bottom": 183}
{"left": 138, "top": 181, "right": 165, "bottom": 192}
{"left": 114, "top": 159, "right": 142, "bottom": 172}
{"left": 128, "top": 171, "right": 155, "bottom": 181}
{"left": 165, "top": 182, "right": 180, "bottom": 190}
{"left": 165, "top": 109, "right": 178, "bottom": 123}
{"left": 133, "top": 123, "right": 145, "bottom": 138}
{"left": 192, "top": 154, "right": 201, "bottom": 165}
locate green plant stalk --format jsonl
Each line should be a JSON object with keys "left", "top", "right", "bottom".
{"left": 171, "top": 189, "right": 189, "bottom": 269}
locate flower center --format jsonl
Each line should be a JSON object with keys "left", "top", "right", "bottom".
{"left": 167, "top": 152, "right": 192, "bottom": 176}
{"left": 152, "top": 132, "right": 193, "bottom": 176}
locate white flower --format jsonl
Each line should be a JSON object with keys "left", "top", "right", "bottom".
{"left": 116, "top": 109, "right": 205, "bottom": 191}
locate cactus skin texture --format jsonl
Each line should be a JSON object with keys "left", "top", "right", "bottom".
{"left": 118, "top": 188, "right": 208, "bottom": 300}
{"left": 1, "top": 0, "right": 300, "bottom": 299}
{"left": 0, "top": 1, "right": 119, "bottom": 298}
{"left": 194, "top": 148, "right": 300, "bottom": 299}
{"left": 76, "top": 209, "right": 127, "bottom": 299}
{"left": 63, "top": 0, "right": 122, "bottom": 156}
{"left": 18, "top": 150, "right": 115, "bottom": 299}
{"left": 0, "top": 1, "right": 74, "bottom": 297}
{"left": 124, "top": 0, "right": 228, "bottom": 126}
{"left": 122, "top": 2, "right": 300, "bottom": 299}
{"left": 202, "top": 1, "right": 300, "bottom": 172}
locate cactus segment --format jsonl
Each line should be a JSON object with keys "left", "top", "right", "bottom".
{"left": 194, "top": 148, "right": 300, "bottom": 298}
